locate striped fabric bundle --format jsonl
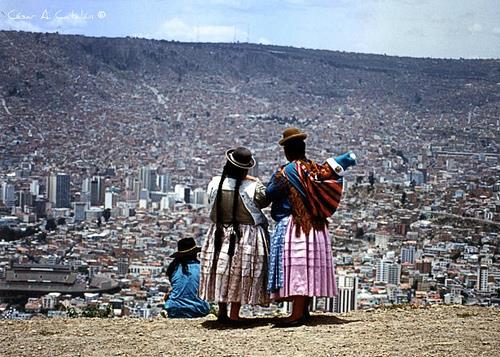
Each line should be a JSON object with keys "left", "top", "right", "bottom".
{"left": 284, "top": 159, "right": 343, "bottom": 219}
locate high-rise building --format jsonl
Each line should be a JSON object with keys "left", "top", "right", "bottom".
{"left": 118, "top": 256, "right": 129, "bottom": 277}
{"left": 1, "top": 182, "right": 16, "bottom": 208}
{"left": 158, "top": 174, "right": 171, "bottom": 193}
{"left": 133, "top": 180, "right": 142, "bottom": 201}
{"left": 140, "top": 166, "right": 157, "bottom": 192}
{"left": 333, "top": 274, "right": 358, "bottom": 313}
{"left": 104, "top": 189, "right": 117, "bottom": 209}
{"left": 90, "top": 176, "right": 105, "bottom": 206}
{"left": 174, "top": 184, "right": 185, "bottom": 201}
{"left": 311, "top": 274, "right": 358, "bottom": 313}
{"left": 30, "top": 180, "right": 39, "bottom": 196}
{"left": 48, "top": 173, "right": 70, "bottom": 208}
{"left": 17, "top": 190, "right": 32, "bottom": 212}
{"left": 477, "top": 265, "right": 489, "bottom": 292}
{"left": 34, "top": 198, "right": 49, "bottom": 219}
{"left": 193, "top": 188, "right": 207, "bottom": 206}
{"left": 184, "top": 187, "right": 191, "bottom": 204}
{"left": 400, "top": 245, "right": 416, "bottom": 264}
{"left": 150, "top": 170, "right": 158, "bottom": 192}
{"left": 376, "top": 260, "right": 401, "bottom": 285}
{"left": 82, "top": 178, "right": 91, "bottom": 194}
{"left": 125, "top": 175, "right": 135, "bottom": 191}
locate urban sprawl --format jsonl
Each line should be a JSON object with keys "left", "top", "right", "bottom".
{"left": 0, "top": 31, "right": 498, "bottom": 320}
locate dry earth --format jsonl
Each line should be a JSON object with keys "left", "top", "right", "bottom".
{"left": 1, "top": 305, "right": 499, "bottom": 356}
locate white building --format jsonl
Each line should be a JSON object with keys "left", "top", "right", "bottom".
{"left": 104, "top": 189, "right": 117, "bottom": 210}
{"left": 128, "top": 263, "right": 163, "bottom": 277}
{"left": 193, "top": 188, "right": 207, "bottom": 206}
{"left": 376, "top": 260, "right": 401, "bottom": 285}
{"left": 41, "top": 292, "right": 61, "bottom": 310}
{"left": 333, "top": 274, "right": 359, "bottom": 313}
{"left": 174, "top": 184, "right": 186, "bottom": 201}
{"left": 30, "top": 180, "right": 40, "bottom": 196}
{"left": 477, "top": 265, "right": 489, "bottom": 292}
{"left": 311, "top": 274, "right": 359, "bottom": 313}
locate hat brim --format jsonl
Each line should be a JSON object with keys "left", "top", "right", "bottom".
{"left": 225, "top": 149, "right": 256, "bottom": 169}
{"left": 279, "top": 133, "right": 308, "bottom": 146}
{"left": 170, "top": 246, "right": 201, "bottom": 258}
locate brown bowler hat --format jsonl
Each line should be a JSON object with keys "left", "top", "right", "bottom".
{"left": 278, "top": 127, "right": 308, "bottom": 146}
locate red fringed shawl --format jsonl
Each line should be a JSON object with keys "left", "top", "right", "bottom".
{"left": 277, "top": 159, "right": 343, "bottom": 236}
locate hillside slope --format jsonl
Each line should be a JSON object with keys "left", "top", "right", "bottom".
{"left": 1, "top": 306, "right": 499, "bottom": 356}
{"left": 1, "top": 31, "right": 498, "bottom": 182}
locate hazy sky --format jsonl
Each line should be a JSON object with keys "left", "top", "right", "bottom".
{"left": 1, "top": 0, "right": 499, "bottom": 58}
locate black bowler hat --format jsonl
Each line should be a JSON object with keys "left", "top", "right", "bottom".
{"left": 225, "top": 146, "right": 255, "bottom": 169}
{"left": 170, "top": 237, "right": 201, "bottom": 258}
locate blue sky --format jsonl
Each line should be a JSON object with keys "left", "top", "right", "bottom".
{"left": 1, "top": 0, "right": 499, "bottom": 58}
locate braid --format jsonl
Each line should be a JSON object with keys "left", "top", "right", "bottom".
{"left": 166, "top": 253, "right": 199, "bottom": 282}
{"left": 213, "top": 162, "right": 247, "bottom": 258}
{"left": 227, "top": 167, "right": 245, "bottom": 256}
{"left": 166, "top": 257, "right": 179, "bottom": 282}
{"left": 181, "top": 261, "right": 190, "bottom": 275}
{"left": 231, "top": 176, "right": 243, "bottom": 239}
{"left": 214, "top": 165, "right": 228, "bottom": 257}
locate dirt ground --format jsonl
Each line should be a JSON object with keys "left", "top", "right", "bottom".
{"left": 1, "top": 305, "right": 499, "bottom": 356}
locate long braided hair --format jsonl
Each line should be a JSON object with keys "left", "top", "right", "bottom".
{"left": 213, "top": 161, "right": 247, "bottom": 258}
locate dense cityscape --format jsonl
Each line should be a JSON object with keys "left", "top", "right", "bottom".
{"left": 0, "top": 31, "right": 498, "bottom": 320}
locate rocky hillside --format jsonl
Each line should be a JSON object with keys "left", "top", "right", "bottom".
{"left": 1, "top": 30, "right": 499, "bottom": 116}
{"left": 1, "top": 306, "right": 499, "bottom": 356}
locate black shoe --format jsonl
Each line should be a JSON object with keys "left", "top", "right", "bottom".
{"left": 304, "top": 297, "right": 311, "bottom": 320}
{"left": 217, "top": 315, "right": 230, "bottom": 323}
{"left": 304, "top": 307, "right": 310, "bottom": 320}
{"left": 272, "top": 316, "right": 307, "bottom": 328}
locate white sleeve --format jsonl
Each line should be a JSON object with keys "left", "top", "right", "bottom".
{"left": 207, "top": 177, "right": 220, "bottom": 204}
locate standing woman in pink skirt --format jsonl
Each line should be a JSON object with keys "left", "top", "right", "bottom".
{"left": 199, "top": 147, "right": 270, "bottom": 324}
{"left": 266, "top": 128, "right": 356, "bottom": 327}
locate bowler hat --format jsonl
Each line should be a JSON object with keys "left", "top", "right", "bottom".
{"left": 170, "top": 237, "right": 201, "bottom": 258}
{"left": 279, "top": 127, "right": 308, "bottom": 146}
{"left": 225, "top": 146, "right": 255, "bottom": 169}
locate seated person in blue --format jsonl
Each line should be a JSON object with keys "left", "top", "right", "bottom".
{"left": 164, "top": 238, "right": 210, "bottom": 318}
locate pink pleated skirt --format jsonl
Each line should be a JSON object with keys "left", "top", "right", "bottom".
{"left": 271, "top": 217, "right": 337, "bottom": 299}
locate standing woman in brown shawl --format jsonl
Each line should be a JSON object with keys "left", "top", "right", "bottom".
{"left": 199, "top": 147, "right": 270, "bottom": 323}
{"left": 266, "top": 128, "right": 357, "bottom": 327}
